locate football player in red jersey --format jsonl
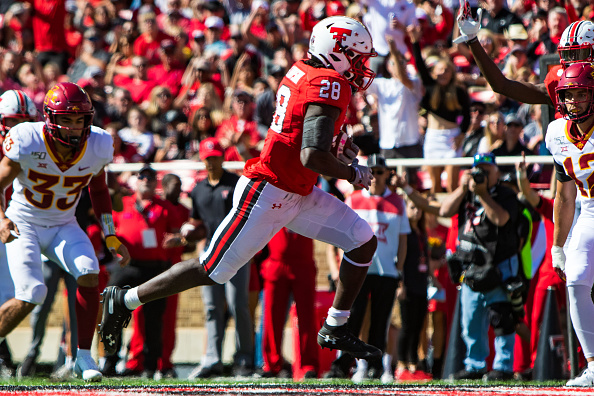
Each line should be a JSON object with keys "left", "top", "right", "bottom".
{"left": 99, "top": 16, "right": 384, "bottom": 362}
{"left": 0, "top": 82, "right": 130, "bottom": 382}
{"left": 455, "top": 0, "right": 594, "bottom": 109}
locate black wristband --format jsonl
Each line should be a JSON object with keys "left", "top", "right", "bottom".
{"left": 467, "top": 36, "right": 478, "bottom": 44}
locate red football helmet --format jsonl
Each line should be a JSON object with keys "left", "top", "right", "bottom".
{"left": 0, "top": 90, "right": 38, "bottom": 136}
{"left": 556, "top": 63, "right": 594, "bottom": 124}
{"left": 43, "top": 82, "right": 94, "bottom": 149}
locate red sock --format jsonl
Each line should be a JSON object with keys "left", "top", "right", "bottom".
{"left": 76, "top": 285, "right": 99, "bottom": 350}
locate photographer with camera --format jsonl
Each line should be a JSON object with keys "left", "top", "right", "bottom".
{"left": 396, "top": 153, "right": 522, "bottom": 381}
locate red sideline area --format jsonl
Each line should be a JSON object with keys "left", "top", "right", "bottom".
{"left": 0, "top": 385, "right": 591, "bottom": 396}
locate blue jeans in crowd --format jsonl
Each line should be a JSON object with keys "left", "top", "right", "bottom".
{"left": 460, "top": 255, "right": 518, "bottom": 373}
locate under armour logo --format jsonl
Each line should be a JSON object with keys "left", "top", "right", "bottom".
{"left": 106, "top": 334, "right": 115, "bottom": 346}
{"left": 321, "top": 334, "right": 337, "bottom": 345}
{"left": 272, "top": 203, "right": 282, "bottom": 209}
{"left": 329, "top": 27, "right": 352, "bottom": 52}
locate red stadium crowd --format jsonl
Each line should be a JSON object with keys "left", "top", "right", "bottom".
{"left": 0, "top": 0, "right": 585, "bottom": 385}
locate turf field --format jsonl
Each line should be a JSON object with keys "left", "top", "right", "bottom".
{"left": 0, "top": 380, "right": 584, "bottom": 396}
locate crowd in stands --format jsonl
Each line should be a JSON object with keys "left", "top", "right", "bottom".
{"left": 0, "top": 0, "right": 575, "bottom": 383}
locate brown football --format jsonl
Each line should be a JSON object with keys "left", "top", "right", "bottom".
{"left": 330, "top": 130, "right": 354, "bottom": 158}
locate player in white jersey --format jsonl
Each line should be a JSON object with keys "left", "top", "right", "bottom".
{"left": 0, "top": 82, "right": 130, "bottom": 382}
{"left": 545, "top": 62, "right": 594, "bottom": 386}
{"left": 0, "top": 90, "right": 38, "bottom": 376}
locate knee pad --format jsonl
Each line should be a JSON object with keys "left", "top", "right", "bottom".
{"left": 349, "top": 217, "right": 374, "bottom": 248}
{"left": 488, "top": 302, "right": 515, "bottom": 336}
{"left": 24, "top": 283, "right": 48, "bottom": 305}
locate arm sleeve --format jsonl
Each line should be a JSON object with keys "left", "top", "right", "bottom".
{"left": 458, "top": 86, "right": 471, "bottom": 132}
{"left": 554, "top": 160, "right": 573, "bottom": 182}
{"left": 88, "top": 170, "right": 114, "bottom": 218}
{"left": 411, "top": 42, "right": 434, "bottom": 87}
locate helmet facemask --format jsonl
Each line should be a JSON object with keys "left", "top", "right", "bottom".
{"left": 45, "top": 110, "right": 94, "bottom": 150}
{"left": 557, "top": 87, "right": 594, "bottom": 124}
{"left": 338, "top": 45, "right": 377, "bottom": 92}
{"left": 559, "top": 43, "right": 594, "bottom": 67}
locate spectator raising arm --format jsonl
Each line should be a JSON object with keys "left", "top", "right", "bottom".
{"left": 387, "top": 37, "right": 413, "bottom": 90}
{"left": 455, "top": 0, "right": 553, "bottom": 106}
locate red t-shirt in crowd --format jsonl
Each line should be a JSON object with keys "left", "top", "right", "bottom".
{"left": 216, "top": 115, "right": 261, "bottom": 148}
{"left": 26, "top": 0, "right": 67, "bottom": 52}
{"left": 64, "top": 27, "right": 83, "bottom": 59}
{"left": 112, "top": 75, "right": 158, "bottom": 104}
{"left": 113, "top": 195, "right": 175, "bottom": 262}
{"left": 243, "top": 60, "right": 351, "bottom": 196}
{"left": 147, "top": 64, "right": 185, "bottom": 97}
{"left": 133, "top": 31, "right": 174, "bottom": 64}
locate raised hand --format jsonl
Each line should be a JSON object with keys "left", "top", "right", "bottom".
{"left": 453, "top": 0, "right": 483, "bottom": 44}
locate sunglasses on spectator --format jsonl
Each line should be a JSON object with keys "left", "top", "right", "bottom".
{"left": 137, "top": 174, "right": 156, "bottom": 181}
{"left": 158, "top": 92, "right": 172, "bottom": 98}
{"left": 133, "top": 62, "right": 148, "bottom": 68}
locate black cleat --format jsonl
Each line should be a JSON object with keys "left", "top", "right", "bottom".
{"left": 98, "top": 286, "right": 132, "bottom": 355}
{"left": 317, "top": 322, "right": 381, "bottom": 359}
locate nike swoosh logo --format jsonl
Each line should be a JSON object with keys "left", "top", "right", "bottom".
{"left": 79, "top": 166, "right": 90, "bottom": 171}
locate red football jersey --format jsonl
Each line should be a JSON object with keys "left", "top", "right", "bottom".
{"left": 243, "top": 60, "right": 352, "bottom": 196}
{"left": 544, "top": 64, "right": 563, "bottom": 119}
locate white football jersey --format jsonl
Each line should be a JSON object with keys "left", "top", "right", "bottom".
{"left": 3, "top": 122, "right": 113, "bottom": 226}
{"left": 545, "top": 118, "right": 594, "bottom": 216}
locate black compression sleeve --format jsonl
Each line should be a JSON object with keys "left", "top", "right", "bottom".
{"left": 302, "top": 115, "right": 334, "bottom": 152}
{"left": 554, "top": 160, "right": 573, "bottom": 182}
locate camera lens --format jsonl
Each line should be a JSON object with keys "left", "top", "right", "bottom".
{"left": 471, "top": 169, "right": 485, "bottom": 184}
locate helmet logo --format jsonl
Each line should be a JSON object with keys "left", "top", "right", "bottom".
{"left": 45, "top": 86, "right": 59, "bottom": 105}
{"left": 329, "top": 27, "right": 352, "bottom": 52}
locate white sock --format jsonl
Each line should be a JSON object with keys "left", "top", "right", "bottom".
{"left": 568, "top": 285, "right": 594, "bottom": 359}
{"left": 356, "top": 358, "right": 368, "bottom": 371}
{"left": 383, "top": 354, "right": 393, "bottom": 372}
{"left": 588, "top": 361, "right": 594, "bottom": 372}
{"left": 326, "top": 307, "right": 350, "bottom": 326}
{"left": 65, "top": 355, "right": 73, "bottom": 368}
{"left": 124, "top": 287, "right": 142, "bottom": 310}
